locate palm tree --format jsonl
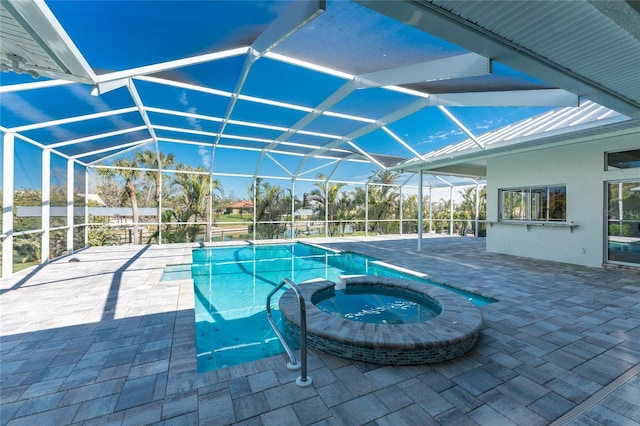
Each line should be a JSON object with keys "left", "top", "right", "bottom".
{"left": 170, "top": 165, "right": 222, "bottom": 242}
{"left": 368, "top": 169, "right": 399, "bottom": 234}
{"left": 135, "top": 149, "right": 175, "bottom": 223}
{"left": 309, "top": 174, "right": 346, "bottom": 236}
{"left": 251, "top": 178, "right": 287, "bottom": 239}
{"left": 402, "top": 194, "right": 420, "bottom": 233}
{"left": 335, "top": 190, "right": 357, "bottom": 235}
{"left": 432, "top": 198, "right": 451, "bottom": 234}
{"left": 477, "top": 186, "right": 487, "bottom": 236}
{"left": 204, "top": 176, "right": 224, "bottom": 242}
{"left": 97, "top": 157, "right": 142, "bottom": 244}
{"left": 458, "top": 186, "right": 477, "bottom": 218}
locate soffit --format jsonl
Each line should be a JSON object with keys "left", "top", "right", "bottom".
{"left": 0, "top": 0, "right": 95, "bottom": 83}
{"left": 358, "top": 0, "right": 640, "bottom": 118}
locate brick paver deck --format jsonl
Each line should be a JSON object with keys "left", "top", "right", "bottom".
{"left": 1, "top": 235, "right": 639, "bottom": 425}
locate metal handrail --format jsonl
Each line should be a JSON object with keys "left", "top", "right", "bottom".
{"left": 266, "top": 278, "right": 312, "bottom": 387}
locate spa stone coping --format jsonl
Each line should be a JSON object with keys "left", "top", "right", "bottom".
{"left": 279, "top": 275, "right": 484, "bottom": 364}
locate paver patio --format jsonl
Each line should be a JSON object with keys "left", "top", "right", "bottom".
{"left": 1, "top": 235, "right": 639, "bottom": 425}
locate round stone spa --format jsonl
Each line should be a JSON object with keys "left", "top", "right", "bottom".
{"left": 279, "top": 275, "right": 483, "bottom": 365}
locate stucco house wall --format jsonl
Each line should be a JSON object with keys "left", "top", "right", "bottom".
{"left": 486, "top": 129, "right": 640, "bottom": 268}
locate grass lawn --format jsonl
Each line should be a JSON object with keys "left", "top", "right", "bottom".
{"left": 0, "top": 260, "right": 40, "bottom": 278}
{"left": 215, "top": 214, "right": 252, "bottom": 224}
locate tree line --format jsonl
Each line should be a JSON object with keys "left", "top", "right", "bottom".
{"left": 91, "top": 152, "right": 486, "bottom": 242}
{"left": 2, "top": 148, "right": 487, "bottom": 267}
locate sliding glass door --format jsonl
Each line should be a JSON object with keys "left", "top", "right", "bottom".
{"left": 606, "top": 180, "right": 640, "bottom": 266}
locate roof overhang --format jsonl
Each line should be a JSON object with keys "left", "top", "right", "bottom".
{"left": 0, "top": 0, "right": 96, "bottom": 83}
{"left": 357, "top": 0, "right": 640, "bottom": 119}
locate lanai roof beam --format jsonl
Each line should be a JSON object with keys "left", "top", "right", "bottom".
{"left": 296, "top": 159, "right": 340, "bottom": 179}
{"left": 84, "top": 139, "right": 154, "bottom": 165}
{"left": 0, "top": 79, "right": 73, "bottom": 94}
{"left": 76, "top": 139, "right": 153, "bottom": 161}
{"left": 48, "top": 125, "right": 148, "bottom": 149}
{"left": 7, "top": 107, "right": 138, "bottom": 133}
{"left": 128, "top": 80, "right": 161, "bottom": 168}
{"left": 437, "top": 106, "right": 484, "bottom": 149}
{"left": 429, "top": 89, "right": 578, "bottom": 107}
{"left": 210, "top": 0, "right": 326, "bottom": 173}
{"left": 346, "top": 141, "right": 386, "bottom": 170}
{"left": 359, "top": 52, "right": 489, "bottom": 87}
{"left": 300, "top": 97, "right": 433, "bottom": 162}
{"left": 91, "top": 48, "right": 250, "bottom": 94}
{"left": 251, "top": 0, "right": 326, "bottom": 57}
{"left": 381, "top": 126, "right": 424, "bottom": 162}
{"left": 265, "top": 153, "right": 293, "bottom": 177}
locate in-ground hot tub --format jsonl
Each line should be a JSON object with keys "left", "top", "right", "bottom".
{"left": 279, "top": 276, "right": 483, "bottom": 365}
{"left": 312, "top": 282, "right": 442, "bottom": 324}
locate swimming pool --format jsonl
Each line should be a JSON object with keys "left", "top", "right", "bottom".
{"left": 185, "top": 242, "right": 493, "bottom": 372}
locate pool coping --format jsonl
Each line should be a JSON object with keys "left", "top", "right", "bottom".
{"left": 279, "top": 275, "right": 484, "bottom": 364}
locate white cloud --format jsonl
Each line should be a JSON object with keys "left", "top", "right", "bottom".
{"left": 2, "top": 92, "right": 75, "bottom": 141}
{"left": 474, "top": 117, "right": 510, "bottom": 132}
{"left": 199, "top": 145, "right": 211, "bottom": 168}
{"left": 178, "top": 91, "right": 188, "bottom": 106}
{"left": 187, "top": 106, "right": 202, "bottom": 131}
{"left": 179, "top": 92, "right": 203, "bottom": 132}
{"left": 413, "top": 128, "right": 464, "bottom": 147}
{"left": 475, "top": 119, "right": 498, "bottom": 131}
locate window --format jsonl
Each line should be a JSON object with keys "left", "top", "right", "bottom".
{"left": 500, "top": 189, "right": 528, "bottom": 220}
{"left": 606, "top": 149, "right": 640, "bottom": 170}
{"left": 499, "top": 186, "right": 566, "bottom": 222}
{"left": 547, "top": 186, "right": 567, "bottom": 221}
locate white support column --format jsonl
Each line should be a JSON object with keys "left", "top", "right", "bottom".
{"left": 66, "top": 158, "right": 74, "bottom": 253}
{"left": 449, "top": 186, "right": 454, "bottom": 235}
{"left": 428, "top": 187, "right": 433, "bottom": 234}
{"left": 206, "top": 174, "right": 212, "bottom": 243}
{"left": 42, "top": 149, "right": 51, "bottom": 263}
{"left": 2, "top": 133, "right": 15, "bottom": 278}
{"left": 291, "top": 180, "right": 295, "bottom": 239}
{"left": 252, "top": 178, "right": 257, "bottom": 241}
{"left": 475, "top": 183, "right": 480, "bottom": 237}
{"left": 417, "top": 170, "right": 423, "bottom": 251}
{"left": 324, "top": 181, "right": 329, "bottom": 238}
{"left": 618, "top": 182, "right": 623, "bottom": 236}
{"left": 399, "top": 185, "right": 403, "bottom": 236}
{"left": 158, "top": 172, "right": 163, "bottom": 244}
{"left": 365, "top": 183, "right": 369, "bottom": 237}
{"left": 84, "top": 168, "right": 89, "bottom": 247}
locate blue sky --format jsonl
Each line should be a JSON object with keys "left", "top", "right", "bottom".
{"left": 1, "top": 0, "right": 558, "bottom": 195}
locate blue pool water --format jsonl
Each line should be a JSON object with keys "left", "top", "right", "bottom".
{"left": 313, "top": 284, "right": 442, "bottom": 324}
{"left": 186, "top": 243, "right": 493, "bottom": 372}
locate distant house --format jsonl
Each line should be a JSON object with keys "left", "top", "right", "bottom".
{"left": 225, "top": 201, "right": 253, "bottom": 215}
